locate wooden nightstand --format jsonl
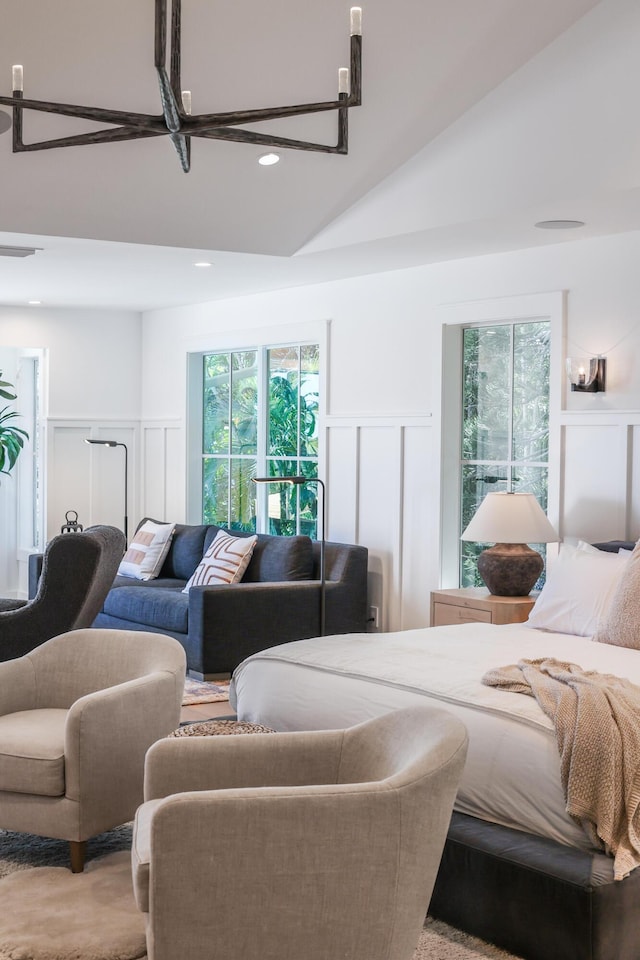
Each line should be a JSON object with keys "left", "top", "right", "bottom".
{"left": 430, "top": 587, "right": 536, "bottom": 627}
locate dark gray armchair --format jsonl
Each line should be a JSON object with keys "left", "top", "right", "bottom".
{"left": 0, "top": 525, "right": 126, "bottom": 661}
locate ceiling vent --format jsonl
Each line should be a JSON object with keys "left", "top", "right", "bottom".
{"left": 0, "top": 245, "right": 41, "bottom": 258}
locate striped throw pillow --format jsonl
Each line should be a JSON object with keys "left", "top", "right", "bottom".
{"left": 117, "top": 520, "right": 175, "bottom": 581}
{"left": 183, "top": 530, "right": 257, "bottom": 592}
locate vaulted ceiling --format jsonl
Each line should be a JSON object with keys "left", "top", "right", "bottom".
{"left": 2, "top": 0, "right": 636, "bottom": 311}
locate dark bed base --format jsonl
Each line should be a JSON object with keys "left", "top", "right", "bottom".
{"left": 429, "top": 813, "right": 640, "bottom": 960}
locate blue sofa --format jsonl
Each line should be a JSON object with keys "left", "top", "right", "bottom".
{"left": 91, "top": 521, "right": 369, "bottom": 679}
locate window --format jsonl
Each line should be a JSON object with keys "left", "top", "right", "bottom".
{"left": 460, "top": 320, "right": 550, "bottom": 586}
{"left": 200, "top": 343, "right": 320, "bottom": 536}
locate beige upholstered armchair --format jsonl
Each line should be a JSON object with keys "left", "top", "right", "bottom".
{"left": 132, "top": 705, "right": 468, "bottom": 960}
{"left": 0, "top": 628, "right": 186, "bottom": 872}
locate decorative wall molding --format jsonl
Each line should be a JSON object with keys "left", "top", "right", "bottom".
{"left": 326, "top": 414, "right": 435, "bottom": 633}
{"left": 140, "top": 419, "right": 184, "bottom": 522}
{"left": 47, "top": 418, "right": 139, "bottom": 540}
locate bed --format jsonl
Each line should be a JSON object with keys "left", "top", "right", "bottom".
{"left": 230, "top": 539, "right": 640, "bottom": 960}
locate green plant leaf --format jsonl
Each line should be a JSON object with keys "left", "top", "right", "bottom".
{"left": 0, "top": 375, "right": 29, "bottom": 475}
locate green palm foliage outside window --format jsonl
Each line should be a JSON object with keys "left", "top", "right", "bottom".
{"left": 460, "top": 321, "right": 550, "bottom": 587}
{"left": 202, "top": 344, "right": 319, "bottom": 535}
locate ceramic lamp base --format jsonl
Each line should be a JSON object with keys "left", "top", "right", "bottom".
{"left": 477, "top": 543, "right": 543, "bottom": 597}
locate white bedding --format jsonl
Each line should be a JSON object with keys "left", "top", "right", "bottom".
{"left": 231, "top": 622, "right": 640, "bottom": 857}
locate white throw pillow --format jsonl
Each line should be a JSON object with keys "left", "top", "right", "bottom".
{"left": 117, "top": 520, "right": 176, "bottom": 581}
{"left": 525, "top": 543, "right": 629, "bottom": 637}
{"left": 183, "top": 530, "right": 258, "bottom": 592}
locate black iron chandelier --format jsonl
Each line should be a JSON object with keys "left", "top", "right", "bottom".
{"left": 0, "top": 0, "right": 362, "bottom": 173}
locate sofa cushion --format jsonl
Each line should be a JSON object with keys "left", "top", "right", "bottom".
{"left": 243, "top": 534, "right": 314, "bottom": 582}
{"left": 103, "top": 586, "right": 189, "bottom": 634}
{"left": 0, "top": 709, "right": 67, "bottom": 797}
{"left": 111, "top": 575, "right": 189, "bottom": 591}
{"left": 159, "top": 524, "right": 216, "bottom": 581}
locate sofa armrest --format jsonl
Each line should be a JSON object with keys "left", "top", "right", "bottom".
{"left": 188, "top": 581, "right": 323, "bottom": 674}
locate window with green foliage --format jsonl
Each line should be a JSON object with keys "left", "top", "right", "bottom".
{"left": 460, "top": 321, "right": 550, "bottom": 587}
{"left": 201, "top": 344, "right": 320, "bottom": 536}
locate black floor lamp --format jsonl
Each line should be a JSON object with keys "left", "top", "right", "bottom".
{"left": 252, "top": 475, "right": 326, "bottom": 636}
{"left": 84, "top": 438, "right": 129, "bottom": 543}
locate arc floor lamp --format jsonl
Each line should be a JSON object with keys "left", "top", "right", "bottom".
{"left": 84, "top": 438, "right": 129, "bottom": 543}
{"left": 252, "top": 475, "right": 326, "bottom": 636}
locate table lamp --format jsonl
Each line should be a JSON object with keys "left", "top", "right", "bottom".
{"left": 461, "top": 492, "right": 558, "bottom": 596}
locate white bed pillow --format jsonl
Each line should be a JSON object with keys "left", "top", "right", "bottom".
{"left": 593, "top": 540, "right": 640, "bottom": 649}
{"left": 117, "top": 520, "right": 175, "bottom": 581}
{"left": 525, "top": 543, "right": 629, "bottom": 637}
{"left": 577, "top": 539, "right": 632, "bottom": 557}
{"left": 183, "top": 530, "right": 258, "bottom": 592}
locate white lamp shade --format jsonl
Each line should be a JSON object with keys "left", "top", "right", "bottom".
{"left": 461, "top": 492, "right": 559, "bottom": 544}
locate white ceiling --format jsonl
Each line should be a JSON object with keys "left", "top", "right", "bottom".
{"left": 1, "top": 0, "right": 636, "bottom": 312}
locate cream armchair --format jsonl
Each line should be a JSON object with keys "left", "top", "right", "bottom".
{"left": 132, "top": 705, "right": 468, "bottom": 960}
{"left": 0, "top": 628, "right": 186, "bottom": 872}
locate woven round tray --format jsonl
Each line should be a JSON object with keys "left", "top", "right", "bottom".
{"left": 169, "top": 719, "right": 275, "bottom": 737}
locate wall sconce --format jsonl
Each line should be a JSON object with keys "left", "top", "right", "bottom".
{"left": 566, "top": 357, "right": 606, "bottom": 393}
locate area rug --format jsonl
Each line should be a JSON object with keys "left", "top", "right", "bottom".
{"left": 415, "top": 918, "right": 520, "bottom": 959}
{"left": 0, "top": 825, "right": 521, "bottom": 960}
{"left": 182, "top": 676, "right": 230, "bottom": 705}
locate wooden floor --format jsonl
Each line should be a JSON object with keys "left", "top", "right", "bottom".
{"left": 180, "top": 697, "right": 236, "bottom": 724}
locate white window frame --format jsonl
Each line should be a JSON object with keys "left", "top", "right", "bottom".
{"left": 186, "top": 320, "right": 327, "bottom": 530}
{"left": 438, "top": 292, "right": 563, "bottom": 588}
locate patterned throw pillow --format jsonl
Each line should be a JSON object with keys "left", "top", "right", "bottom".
{"left": 182, "top": 530, "right": 258, "bottom": 592}
{"left": 117, "top": 520, "right": 176, "bottom": 581}
{"left": 593, "top": 540, "right": 640, "bottom": 648}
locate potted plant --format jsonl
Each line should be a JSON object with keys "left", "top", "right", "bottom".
{"left": 0, "top": 371, "right": 29, "bottom": 475}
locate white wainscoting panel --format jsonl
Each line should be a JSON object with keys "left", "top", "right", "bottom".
{"left": 48, "top": 420, "right": 137, "bottom": 542}
{"left": 141, "top": 421, "right": 184, "bottom": 523}
{"left": 631, "top": 425, "right": 640, "bottom": 538}
{"left": 560, "top": 414, "right": 640, "bottom": 542}
{"left": 326, "top": 425, "right": 359, "bottom": 544}
{"left": 401, "top": 424, "right": 438, "bottom": 629}
{"left": 326, "top": 415, "right": 433, "bottom": 633}
{"left": 47, "top": 425, "right": 93, "bottom": 540}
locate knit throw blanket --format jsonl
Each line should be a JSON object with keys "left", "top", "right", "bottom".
{"left": 482, "top": 658, "right": 640, "bottom": 880}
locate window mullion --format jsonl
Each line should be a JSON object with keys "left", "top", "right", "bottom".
{"left": 508, "top": 324, "right": 515, "bottom": 493}
{"left": 256, "top": 349, "right": 268, "bottom": 533}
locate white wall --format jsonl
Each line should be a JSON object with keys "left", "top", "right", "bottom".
{"left": 0, "top": 307, "right": 141, "bottom": 597}
{"left": 141, "top": 230, "right": 640, "bottom": 630}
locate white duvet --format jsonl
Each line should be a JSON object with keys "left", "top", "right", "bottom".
{"left": 231, "top": 622, "right": 640, "bottom": 857}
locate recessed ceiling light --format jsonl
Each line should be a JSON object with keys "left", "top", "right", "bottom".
{"left": 534, "top": 220, "right": 585, "bottom": 230}
{"left": 27, "top": 300, "right": 42, "bottom": 305}
{"left": 258, "top": 153, "right": 280, "bottom": 166}
{"left": 193, "top": 261, "right": 212, "bottom": 268}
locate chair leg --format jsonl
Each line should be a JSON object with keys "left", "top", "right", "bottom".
{"left": 69, "top": 840, "right": 87, "bottom": 873}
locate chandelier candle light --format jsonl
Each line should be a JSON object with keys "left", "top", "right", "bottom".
{"left": 461, "top": 492, "right": 559, "bottom": 597}
{"left": 0, "top": 1, "right": 363, "bottom": 173}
